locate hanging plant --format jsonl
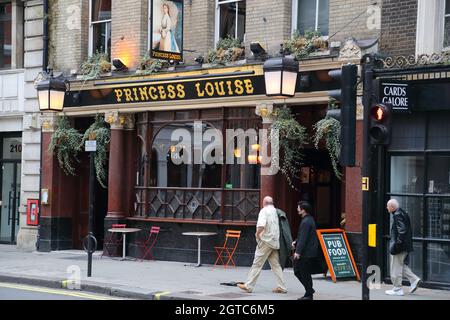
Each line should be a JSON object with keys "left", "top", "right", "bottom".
{"left": 48, "top": 116, "right": 83, "bottom": 176}
{"left": 81, "top": 115, "right": 111, "bottom": 188}
{"left": 270, "top": 107, "right": 308, "bottom": 189}
{"left": 137, "top": 54, "right": 168, "bottom": 75}
{"left": 313, "top": 102, "right": 342, "bottom": 179}
{"left": 283, "top": 29, "right": 327, "bottom": 60}
{"left": 206, "top": 35, "right": 245, "bottom": 65}
{"left": 80, "top": 51, "right": 112, "bottom": 81}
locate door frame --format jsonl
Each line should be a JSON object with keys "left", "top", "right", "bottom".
{"left": 0, "top": 132, "right": 23, "bottom": 244}
{"left": 0, "top": 160, "right": 21, "bottom": 244}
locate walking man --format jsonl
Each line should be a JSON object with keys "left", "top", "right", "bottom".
{"left": 293, "top": 201, "right": 319, "bottom": 300}
{"left": 238, "top": 196, "right": 288, "bottom": 294}
{"left": 385, "top": 199, "right": 421, "bottom": 296}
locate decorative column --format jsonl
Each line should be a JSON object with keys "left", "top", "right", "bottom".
{"left": 255, "top": 102, "right": 277, "bottom": 206}
{"left": 123, "top": 114, "right": 136, "bottom": 216}
{"left": 38, "top": 113, "right": 73, "bottom": 251}
{"left": 105, "top": 111, "right": 126, "bottom": 218}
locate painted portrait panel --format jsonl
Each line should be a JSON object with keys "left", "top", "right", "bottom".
{"left": 150, "top": 0, "right": 183, "bottom": 61}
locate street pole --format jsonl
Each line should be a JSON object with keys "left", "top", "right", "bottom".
{"left": 87, "top": 151, "right": 95, "bottom": 277}
{"left": 361, "top": 54, "right": 374, "bottom": 300}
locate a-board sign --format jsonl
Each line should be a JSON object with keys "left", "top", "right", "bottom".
{"left": 316, "top": 229, "right": 360, "bottom": 282}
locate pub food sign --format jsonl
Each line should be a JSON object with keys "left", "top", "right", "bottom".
{"left": 150, "top": 0, "right": 183, "bottom": 62}
{"left": 380, "top": 81, "right": 411, "bottom": 113}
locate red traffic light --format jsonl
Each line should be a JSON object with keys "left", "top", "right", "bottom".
{"left": 371, "top": 104, "right": 390, "bottom": 122}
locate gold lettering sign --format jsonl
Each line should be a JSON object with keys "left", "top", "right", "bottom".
{"left": 112, "top": 77, "right": 256, "bottom": 103}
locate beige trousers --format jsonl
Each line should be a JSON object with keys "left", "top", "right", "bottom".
{"left": 245, "top": 240, "right": 287, "bottom": 291}
{"left": 390, "top": 252, "right": 420, "bottom": 288}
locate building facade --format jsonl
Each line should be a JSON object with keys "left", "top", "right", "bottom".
{"left": 0, "top": 1, "right": 43, "bottom": 251}
{"left": 33, "top": 0, "right": 450, "bottom": 289}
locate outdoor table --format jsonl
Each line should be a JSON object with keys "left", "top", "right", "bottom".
{"left": 182, "top": 232, "right": 218, "bottom": 267}
{"left": 107, "top": 228, "right": 141, "bottom": 260}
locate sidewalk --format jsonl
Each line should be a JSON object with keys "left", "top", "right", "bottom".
{"left": 0, "top": 245, "right": 448, "bottom": 300}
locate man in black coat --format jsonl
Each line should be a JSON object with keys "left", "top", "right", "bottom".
{"left": 385, "top": 199, "right": 421, "bottom": 296}
{"left": 292, "top": 201, "right": 319, "bottom": 300}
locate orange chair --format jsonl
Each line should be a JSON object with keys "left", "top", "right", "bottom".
{"left": 214, "top": 230, "right": 241, "bottom": 269}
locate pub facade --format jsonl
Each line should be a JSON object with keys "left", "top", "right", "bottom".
{"left": 37, "top": 0, "right": 373, "bottom": 266}
{"left": 34, "top": 0, "right": 450, "bottom": 290}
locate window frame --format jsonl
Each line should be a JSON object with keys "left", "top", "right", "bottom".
{"left": 88, "top": 0, "right": 112, "bottom": 58}
{"left": 214, "top": 0, "right": 245, "bottom": 45}
{"left": 444, "top": 0, "right": 450, "bottom": 50}
{"left": 291, "top": 0, "right": 329, "bottom": 36}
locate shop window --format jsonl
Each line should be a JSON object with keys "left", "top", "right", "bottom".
{"left": 427, "top": 197, "right": 450, "bottom": 238}
{"left": 215, "top": 0, "right": 246, "bottom": 43}
{"left": 293, "top": 0, "right": 329, "bottom": 36}
{"left": 89, "top": 0, "right": 112, "bottom": 58}
{"left": 393, "top": 196, "right": 424, "bottom": 238}
{"left": 0, "top": 2, "right": 11, "bottom": 69}
{"left": 427, "top": 156, "right": 450, "bottom": 195}
{"left": 390, "top": 156, "right": 425, "bottom": 194}
{"left": 150, "top": 122, "right": 223, "bottom": 188}
{"left": 444, "top": 0, "right": 450, "bottom": 49}
{"left": 427, "top": 243, "right": 450, "bottom": 283}
{"left": 386, "top": 242, "right": 424, "bottom": 280}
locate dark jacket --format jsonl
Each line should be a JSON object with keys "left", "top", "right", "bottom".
{"left": 295, "top": 214, "right": 319, "bottom": 258}
{"left": 277, "top": 209, "right": 293, "bottom": 269}
{"left": 390, "top": 208, "right": 413, "bottom": 255}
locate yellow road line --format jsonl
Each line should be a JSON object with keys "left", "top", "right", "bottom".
{"left": 154, "top": 291, "right": 171, "bottom": 300}
{"left": 0, "top": 282, "right": 121, "bottom": 300}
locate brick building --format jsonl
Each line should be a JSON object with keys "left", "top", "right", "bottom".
{"left": 29, "top": 0, "right": 450, "bottom": 289}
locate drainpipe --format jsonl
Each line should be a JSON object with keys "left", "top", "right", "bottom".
{"left": 43, "top": 0, "right": 48, "bottom": 70}
{"left": 37, "top": 0, "right": 49, "bottom": 251}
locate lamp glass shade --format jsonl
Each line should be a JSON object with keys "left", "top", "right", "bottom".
{"left": 264, "top": 71, "right": 282, "bottom": 96}
{"left": 38, "top": 89, "right": 65, "bottom": 112}
{"left": 281, "top": 70, "right": 297, "bottom": 97}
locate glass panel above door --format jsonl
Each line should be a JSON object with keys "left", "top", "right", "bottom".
{"left": 2, "top": 137, "right": 22, "bottom": 160}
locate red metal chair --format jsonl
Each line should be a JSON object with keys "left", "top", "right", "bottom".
{"left": 213, "top": 230, "right": 241, "bottom": 269}
{"left": 136, "top": 226, "right": 160, "bottom": 261}
{"left": 101, "top": 224, "right": 126, "bottom": 258}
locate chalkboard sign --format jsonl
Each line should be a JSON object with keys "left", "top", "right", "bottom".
{"left": 316, "top": 229, "right": 360, "bottom": 282}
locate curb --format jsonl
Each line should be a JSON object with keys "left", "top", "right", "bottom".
{"left": 0, "top": 273, "right": 192, "bottom": 300}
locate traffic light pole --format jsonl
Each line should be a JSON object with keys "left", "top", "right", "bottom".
{"left": 361, "top": 54, "right": 375, "bottom": 300}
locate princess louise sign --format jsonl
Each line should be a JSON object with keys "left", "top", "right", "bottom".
{"left": 63, "top": 75, "right": 267, "bottom": 108}
{"left": 150, "top": 0, "right": 183, "bottom": 62}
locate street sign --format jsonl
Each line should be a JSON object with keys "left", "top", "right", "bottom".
{"left": 316, "top": 229, "right": 360, "bottom": 282}
{"left": 85, "top": 140, "right": 97, "bottom": 152}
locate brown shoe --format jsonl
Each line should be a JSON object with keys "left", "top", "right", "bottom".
{"left": 237, "top": 283, "right": 252, "bottom": 293}
{"left": 272, "top": 287, "right": 288, "bottom": 294}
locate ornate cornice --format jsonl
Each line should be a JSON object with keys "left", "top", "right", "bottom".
{"left": 40, "top": 113, "right": 58, "bottom": 133}
{"left": 105, "top": 111, "right": 134, "bottom": 130}
{"left": 378, "top": 51, "right": 450, "bottom": 69}
{"left": 255, "top": 103, "right": 274, "bottom": 124}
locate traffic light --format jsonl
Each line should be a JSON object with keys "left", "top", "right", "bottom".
{"left": 369, "top": 103, "right": 392, "bottom": 145}
{"left": 328, "top": 63, "right": 358, "bottom": 167}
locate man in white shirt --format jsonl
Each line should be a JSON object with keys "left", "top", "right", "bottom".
{"left": 237, "top": 196, "right": 288, "bottom": 294}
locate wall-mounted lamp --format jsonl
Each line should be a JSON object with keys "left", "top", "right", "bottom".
{"left": 263, "top": 56, "right": 299, "bottom": 97}
{"left": 113, "top": 58, "right": 128, "bottom": 72}
{"left": 36, "top": 68, "right": 68, "bottom": 112}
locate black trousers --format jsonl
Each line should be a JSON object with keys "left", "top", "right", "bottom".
{"left": 294, "top": 257, "right": 315, "bottom": 297}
